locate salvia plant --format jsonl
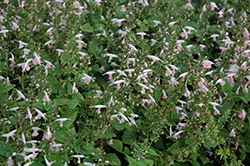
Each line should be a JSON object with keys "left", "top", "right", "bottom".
{"left": 1, "top": 0, "right": 250, "bottom": 165}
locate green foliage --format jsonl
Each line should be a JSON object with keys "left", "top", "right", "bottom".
{"left": 1, "top": 0, "right": 250, "bottom": 165}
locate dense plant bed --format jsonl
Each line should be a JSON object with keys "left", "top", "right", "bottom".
{"left": 1, "top": 0, "right": 250, "bottom": 165}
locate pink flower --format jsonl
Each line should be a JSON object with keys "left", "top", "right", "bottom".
{"left": 11, "top": 22, "right": 19, "bottom": 30}
{"left": 4, "top": 0, "right": 9, "bottom": 4}
{"left": 210, "top": 2, "right": 218, "bottom": 11}
{"left": 82, "top": 73, "right": 94, "bottom": 85}
{"left": 202, "top": 5, "right": 207, "bottom": 12}
{"left": 180, "top": 29, "right": 188, "bottom": 39}
{"left": 203, "top": 60, "right": 214, "bottom": 69}
{"left": 2, "top": 129, "right": 17, "bottom": 143}
{"left": 153, "top": 20, "right": 161, "bottom": 27}
{"left": 184, "top": 87, "right": 190, "bottom": 97}
{"left": 72, "top": 82, "right": 78, "bottom": 93}
{"left": 90, "top": 105, "right": 106, "bottom": 114}
{"left": 16, "top": 89, "right": 26, "bottom": 100}
{"left": 17, "top": 59, "right": 32, "bottom": 72}
{"left": 179, "top": 112, "right": 187, "bottom": 120}
{"left": 44, "top": 127, "right": 52, "bottom": 140}
{"left": 217, "top": 11, "right": 223, "bottom": 18}
{"left": 239, "top": 110, "right": 246, "bottom": 119}
{"left": 55, "top": 118, "right": 70, "bottom": 127}
{"left": 230, "top": 129, "right": 236, "bottom": 137}
{"left": 73, "top": 1, "right": 81, "bottom": 8}
{"left": 72, "top": 155, "right": 86, "bottom": 165}
{"left": 241, "top": 62, "right": 248, "bottom": 71}
{"left": 31, "top": 127, "right": 41, "bottom": 137}
{"left": 162, "top": 90, "right": 168, "bottom": 99}
{"left": 209, "top": 34, "right": 219, "bottom": 41}
{"left": 33, "top": 52, "right": 41, "bottom": 65}
{"left": 43, "top": 91, "right": 50, "bottom": 102}
{"left": 213, "top": 108, "right": 220, "bottom": 115}
{"left": 103, "top": 71, "right": 115, "bottom": 80}
{"left": 242, "top": 85, "right": 248, "bottom": 93}
{"left": 243, "top": 28, "right": 250, "bottom": 39}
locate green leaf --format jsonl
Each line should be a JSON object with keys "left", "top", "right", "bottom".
{"left": 114, "top": 121, "right": 125, "bottom": 131}
{"left": 47, "top": 76, "right": 57, "bottom": 86}
{"left": 10, "top": 119, "right": 17, "bottom": 126}
{"left": 126, "top": 155, "right": 136, "bottom": 166}
{"left": 67, "top": 83, "right": 72, "bottom": 94}
{"left": 53, "top": 98, "right": 71, "bottom": 105}
{"left": 47, "top": 155, "right": 64, "bottom": 166}
{"left": 110, "top": 139, "right": 123, "bottom": 153}
{"left": 219, "top": 101, "right": 234, "bottom": 115}
{"left": 103, "top": 129, "right": 116, "bottom": 139}
{"left": 0, "top": 84, "right": 15, "bottom": 93}
{"left": 239, "top": 149, "right": 246, "bottom": 161}
{"left": 82, "top": 23, "right": 94, "bottom": 33}
{"left": 199, "top": 155, "right": 210, "bottom": 165}
{"left": 124, "top": 147, "right": 130, "bottom": 155}
{"left": 0, "top": 141, "right": 12, "bottom": 157}
{"left": 208, "top": 25, "right": 218, "bottom": 32}
{"left": 245, "top": 145, "right": 250, "bottom": 153}
{"left": 122, "top": 130, "right": 136, "bottom": 145}
{"left": 221, "top": 79, "right": 232, "bottom": 93}
{"left": 190, "top": 160, "right": 200, "bottom": 166}
{"left": 94, "top": 23, "right": 105, "bottom": 31}
{"left": 61, "top": 108, "right": 78, "bottom": 128}
{"left": 185, "top": 137, "right": 195, "bottom": 145}
{"left": 82, "top": 143, "right": 95, "bottom": 155}
{"left": 67, "top": 99, "right": 79, "bottom": 109}
{"left": 148, "top": 148, "right": 159, "bottom": 156}
{"left": 105, "top": 153, "right": 121, "bottom": 166}
{"left": 219, "top": 128, "right": 229, "bottom": 137}
{"left": 92, "top": 64, "right": 103, "bottom": 73}
{"left": 30, "top": 163, "right": 44, "bottom": 166}
{"left": 154, "top": 137, "right": 164, "bottom": 149}
{"left": 203, "top": 138, "right": 217, "bottom": 149}
{"left": 72, "top": 93, "right": 84, "bottom": 100}
{"left": 174, "top": 162, "right": 189, "bottom": 166}
{"left": 60, "top": 54, "right": 68, "bottom": 63}
{"left": 167, "top": 139, "right": 185, "bottom": 154}
{"left": 136, "top": 159, "right": 154, "bottom": 166}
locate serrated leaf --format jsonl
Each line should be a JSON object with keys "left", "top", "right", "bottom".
{"left": 190, "top": 160, "right": 200, "bottom": 166}
{"left": 105, "top": 153, "right": 121, "bottom": 166}
{"left": 67, "top": 99, "right": 79, "bottom": 109}
{"left": 148, "top": 149, "right": 159, "bottom": 156}
{"left": 185, "top": 137, "right": 195, "bottom": 145}
{"left": 53, "top": 98, "right": 71, "bottom": 105}
{"left": 0, "top": 84, "right": 15, "bottom": 93}
{"left": 122, "top": 130, "right": 136, "bottom": 145}
{"left": 114, "top": 122, "right": 125, "bottom": 131}
{"left": 67, "top": 83, "right": 72, "bottom": 94}
{"left": 136, "top": 159, "right": 154, "bottom": 166}
{"left": 219, "top": 101, "right": 234, "bottom": 115}
{"left": 0, "top": 141, "right": 12, "bottom": 157}
{"left": 110, "top": 139, "right": 123, "bottom": 153}
{"left": 221, "top": 79, "right": 232, "bottom": 93}
{"left": 47, "top": 155, "right": 64, "bottom": 166}
{"left": 82, "top": 23, "right": 93, "bottom": 33}
{"left": 199, "top": 155, "right": 210, "bottom": 165}
{"left": 208, "top": 25, "right": 218, "bottom": 32}
{"left": 124, "top": 147, "right": 130, "bottom": 155}
{"left": 72, "top": 93, "right": 84, "bottom": 100}
{"left": 62, "top": 108, "right": 78, "bottom": 128}
{"left": 126, "top": 155, "right": 136, "bottom": 166}
{"left": 203, "top": 138, "right": 217, "bottom": 149}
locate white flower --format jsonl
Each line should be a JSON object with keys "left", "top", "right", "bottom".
{"left": 2, "top": 129, "right": 17, "bottom": 143}
{"left": 34, "top": 108, "right": 47, "bottom": 121}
